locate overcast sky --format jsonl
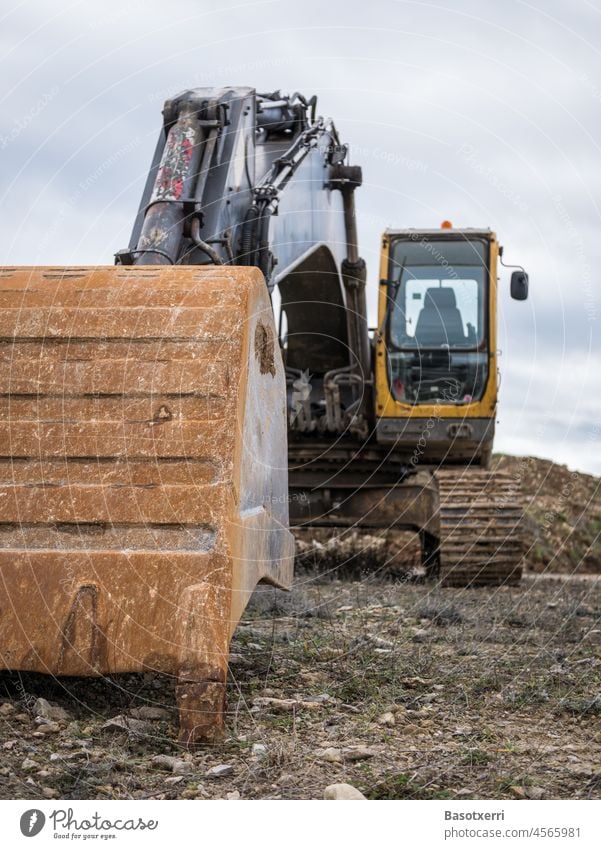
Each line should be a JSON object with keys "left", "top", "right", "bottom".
{"left": 0, "top": 0, "right": 599, "bottom": 474}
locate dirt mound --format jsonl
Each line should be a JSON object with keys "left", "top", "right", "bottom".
{"left": 493, "top": 454, "right": 601, "bottom": 574}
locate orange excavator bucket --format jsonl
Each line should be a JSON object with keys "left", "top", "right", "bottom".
{"left": 0, "top": 264, "right": 293, "bottom": 746}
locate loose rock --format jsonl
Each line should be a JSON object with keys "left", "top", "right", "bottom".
{"left": 252, "top": 696, "right": 322, "bottom": 712}
{"left": 251, "top": 743, "right": 268, "bottom": 758}
{"left": 38, "top": 723, "right": 60, "bottom": 735}
{"left": 316, "top": 747, "right": 343, "bottom": 763}
{"left": 206, "top": 764, "right": 234, "bottom": 779}
{"left": 324, "top": 783, "right": 366, "bottom": 800}
{"left": 151, "top": 754, "right": 193, "bottom": 775}
{"left": 412, "top": 629, "right": 430, "bottom": 643}
{"left": 129, "top": 706, "right": 171, "bottom": 721}
{"left": 510, "top": 785, "right": 527, "bottom": 799}
{"left": 341, "top": 746, "right": 376, "bottom": 762}
{"left": 34, "top": 698, "right": 70, "bottom": 723}
{"left": 42, "top": 787, "right": 60, "bottom": 799}
{"left": 101, "top": 715, "right": 150, "bottom": 737}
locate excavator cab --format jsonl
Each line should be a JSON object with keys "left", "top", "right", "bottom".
{"left": 375, "top": 226, "right": 528, "bottom": 466}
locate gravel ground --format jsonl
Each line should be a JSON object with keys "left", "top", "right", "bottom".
{"left": 0, "top": 572, "right": 600, "bottom": 801}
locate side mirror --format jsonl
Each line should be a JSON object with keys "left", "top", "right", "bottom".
{"left": 510, "top": 270, "right": 529, "bottom": 301}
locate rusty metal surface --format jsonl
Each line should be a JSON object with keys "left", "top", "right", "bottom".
{"left": 437, "top": 469, "right": 524, "bottom": 586}
{"left": 0, "top": 264, "right": 294, "bottom": 745}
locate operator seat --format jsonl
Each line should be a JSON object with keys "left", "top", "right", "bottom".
{"left": 414, "top": 287, "right": 466, "bottom": 347}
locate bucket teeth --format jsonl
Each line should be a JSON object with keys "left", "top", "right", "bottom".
{"left": 0, "top": 265, "right": 294, "bottom": 746}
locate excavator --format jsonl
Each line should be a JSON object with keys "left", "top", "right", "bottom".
{"left": 0, "top": 87, "right": 529, "bottom": 745}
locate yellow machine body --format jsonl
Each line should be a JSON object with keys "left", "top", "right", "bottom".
{"left": 374, "top": 228, "right": 500, "bottom": 466}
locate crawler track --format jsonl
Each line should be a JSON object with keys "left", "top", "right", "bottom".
{"left": 437, "top": 468, "right": 525, "bottom": 586}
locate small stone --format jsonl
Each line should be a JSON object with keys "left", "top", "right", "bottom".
{"left": 180, "top": 788, "right": 197, "bottom": 799}
{"left": 42, "top": 786, "right": 59, "bottom": 799}
{"left": 39, "top": 722, "right": 60, "bottom": 735}
{"left": 377, "top": 712, "right": 396, "bottom": 727}
{"left": 277, "top": 773, "right": 295, "bottom": 786}
{"left": 21, "top": 757, "right": 38, "bottom": 772}
{"left": 14, "top": 713, "right": 29, "bottom": 722}
{"left": 525, "top": 786, "right": 545, "bottom": 800}
{"left": 164, "top": 776, "right": 184, "bottom": 785}
{"left": 316, "top": 747, "right": 343, "bottom": 763}
{"left": 252, "top": 696, "right": 322, "bottom": 712}
{"left": 36, "top": 770, "right": 51, "bottom": 778}
{"left": 151, "top": 754, "right": 194, "bottom": 775}
{"left": 206, "top": 764, "right": 234, "bottom": 779}
{"left": 0, "top": 702, "right": 15, "bottom": 716}
{"left": 34, "top": 698, "right": 70, "bottom": 723}
{"left": 419, "top": 693, "right": 438, "bottom": 704}
{"left": 226, "top": 790, "right": 241, "bottom": 800}
{"left": 324, "top": 783, "right": 366, "bottom": 800}
{"left": 510, "top": 785, "right": 527, "bottom": 799}
{"left": 129, "top": 706, "right": 171, "bottom": 721}
{"left": 152, "top": 755, "right": 179, "bottom": 772}
{"left": 341, "top": 746, "right": 375, "bottom": 762}
{"left": 228, "top": 653, "right": 250, "bottom": 667}
{"left": 101, "top": 715, "right": 150, "bottom": 736}
{"left": 455, "top": 788, "right": 473, "bottom": 796}
{"left": 2, "top": 740, "right": 17, "bottom": 750}
{"left": 251, "top": 743, "right": 268, "bottom": 758}
{"left": 402, "top": 676, "right": 428, "bottom": 688}
{"left": 310, "top": 693, "right": 332, "bottom": 704}
{"left": 412, "top": 629, "right": 429, "bottom": 643}
{"left": 52, "top": 750, "right": 88, "bottom": 762}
